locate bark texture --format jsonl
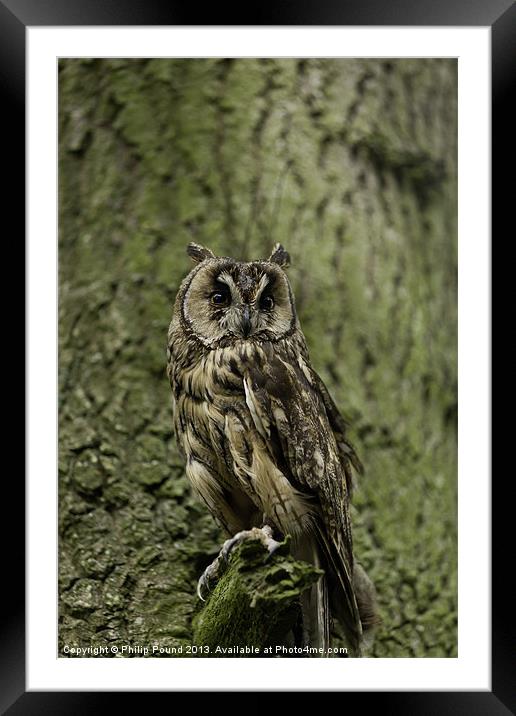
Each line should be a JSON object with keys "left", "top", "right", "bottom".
{"left": 59, "top": 58, "right": 457, "bottom": 658}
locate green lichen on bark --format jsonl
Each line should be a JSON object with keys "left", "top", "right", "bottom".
{"left": 192, "top": 538, "right": 322, "bottom": 654}
{"left": 59, "top": 58, "right": 457, "bottom": 658}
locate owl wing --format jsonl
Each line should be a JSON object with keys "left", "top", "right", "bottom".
{"left": 307, "top": 365, "right": 363, "bottom": 494}
{"left": 241, "top": 342, "right": 362, "bottom": 648}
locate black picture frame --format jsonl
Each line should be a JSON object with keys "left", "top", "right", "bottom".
{"left": 8, "top": 0, "right": 512, "bottom": 711}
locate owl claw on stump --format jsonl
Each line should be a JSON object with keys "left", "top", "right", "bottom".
{"left": 197, "top": 525, "right": 282, "bottom": 602}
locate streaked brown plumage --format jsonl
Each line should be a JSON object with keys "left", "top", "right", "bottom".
{"left": 167, "top": 242, "right": 378, "bottom": 654}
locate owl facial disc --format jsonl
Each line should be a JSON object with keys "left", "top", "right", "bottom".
{"left": 178, "top": 245, "right": 296, "bottom": 348}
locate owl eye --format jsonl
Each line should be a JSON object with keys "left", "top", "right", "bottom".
{"left": 211, "top": 291, "right": 230, "bottom": 307}
{"left": 260, "top": 294, "right": 274, "bottom": 311}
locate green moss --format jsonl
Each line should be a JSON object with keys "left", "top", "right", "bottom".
{"left": 72, "top": 450, "right": 104, "bottom": 495}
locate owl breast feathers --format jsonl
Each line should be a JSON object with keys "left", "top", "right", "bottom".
{"left": 167, "top": 242, "right": 378, "bottom": 654}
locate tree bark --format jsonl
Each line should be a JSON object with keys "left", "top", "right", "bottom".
{"left": 59, "top": 58, "right": 457, "bottom": 657}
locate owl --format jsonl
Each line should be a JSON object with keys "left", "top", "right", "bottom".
{"left": 167, "top": 242, "right": 378, "bottom": 654}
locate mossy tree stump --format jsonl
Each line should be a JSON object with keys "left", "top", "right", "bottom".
{"left": 192, "top": 537, "right": 323, "bottom": 656}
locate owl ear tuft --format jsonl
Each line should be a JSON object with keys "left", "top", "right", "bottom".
{"left": 268, "top": 243, "right": 290, "bottom": 268}
{"left": 186, "top": 242, "right": 216, "bottom": 264}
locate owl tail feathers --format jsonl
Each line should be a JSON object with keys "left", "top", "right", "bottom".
{"left": 295, "top": 536, "right": 331, "bottom": 655}
{"left": 294, "top": 535, "right": 374, "bottom": 656}
{"left": 352, "top": 561, "right": 381, "bottom": 650}
{"left": 314, "top": 527, "right": 364, "bottom": 656}
{"left": 327, "top": 571, "right": 363, "bottom": 656}
{"left": 329, "top": 560, "right": 381, "bottom": 656}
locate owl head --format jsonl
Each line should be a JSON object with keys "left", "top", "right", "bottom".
{"left": 174, "top": 242, "right": 297, "bottom": 349}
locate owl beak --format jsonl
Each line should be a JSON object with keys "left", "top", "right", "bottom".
{"left": 240, "top": 305, "right": 252, "bottom": 338}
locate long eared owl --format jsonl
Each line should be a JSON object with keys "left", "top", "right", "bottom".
{"left": 167, "top": 242, "right": 378, "bottom": 654}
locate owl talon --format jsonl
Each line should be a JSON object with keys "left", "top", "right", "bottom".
{"left": 197, "top": 526, "right": 282, "bottom": 601}
{"left": 197, "top": 576, "right": 208, "bottom": 602}
{"left": 221, "top": 526, "right": 282, "bottom": 561}
{"left": 260, "top": 524, "right": 283, "bottom": 557}
{"left": 197, "top": 555, "right": 223, "bottom": 601}
{"left": 220, "top": 530, "right": 252, "bottom": 562}
{"left": 264, "top": 538, "right": 283, "bottom": 559}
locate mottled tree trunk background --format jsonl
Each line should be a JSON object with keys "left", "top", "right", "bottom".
{"left": 59, "top": 58, "right": 457, "bottom": 657}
